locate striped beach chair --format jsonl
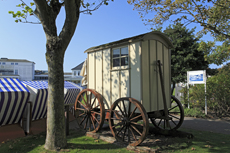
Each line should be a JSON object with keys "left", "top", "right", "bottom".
{"left": 0, "top": 78, "right": 30, "bottom": 126}
{"left": 22, "top": 81, "right": 83, "bottom": 121}
{"left": 22, "top": 81, "right": 48, "bottom": 121}
{"left": 64, "top": 81, "right": 82, "bottom": 105}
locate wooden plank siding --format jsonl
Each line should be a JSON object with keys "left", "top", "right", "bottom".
{"left": 130, "top": 42, "right": 141, "bottom": 101}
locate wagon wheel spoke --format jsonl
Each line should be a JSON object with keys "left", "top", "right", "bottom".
{"left": 84, "top": 116, "right": 89, "bottom": 130}
{"left": 128, "top": 128, "right": 131, "bottom": 143}
{"left": 169, "top": 114, "right": 180, "bottom": 120}
{"left": 91, "top": 111, "right": 101, "bottom": 116}
{"left": 109, "top": 97, "right": 149, "bottom": 146}
{"left": 75, "top": 107, "right": 86, "bottom": 111}
{"left": 111, "top": 121, "right": 123, "bottom": 129}
{"left": 77, "top": 100, "right": 87, "bottom": 109}
{"left": 130, "top": 114, "right": 142, "bottom": 121}
{"left": 116, "top": 124, "right": 125, "bottom": 136}
{"left": 89, "top": 92, "right": 92, "bottom": 105}
{"left": 129, "top": 127, "right": 137, "bottom": 141}
{"left": 129, "top": 106, "right": 137, "bottom": 118}
{"left": 80, "top": 115, "right": 87, "bottom": 125}
{"left": 168, "top": 105, "right": 178, "bottom": 111}
{"left": 131, "top": 121, "right": 143, "bottom": 127}
{"left": 112, "top": 110, "right": 122, "bottom": 119}
{"left": 117, "top": 104, "right": 125, "bottom": 117}
{"left": 94, "top": 104, "right": 100, "bottom": 109}
{"left": 91, "top": 114, "right": 99, "bottom": 124}
{"left": 130, "top": 125, "right": 142, "bottom": 136}
{"left": 122, "top": 100, "right": 127, "bottom": 117}
{"left": 91, "top": 97, "right": 96, "bottom": 107}
{"left": 158, "top": 119, "right": 163, "bottom": 127}
{"left": 78, "top": 112, "right": 85, "bottom": 117}
{"left": 150, "top": 96, "right": 184, "bottom": 131}
{"left": 110, "top": 118, "right": 122, "bottom": 120}
{"left": 90, "top": 116, "right": 96, "bottom": 130}
{"left": 75, "top": 89, "right": 105, "bottom": 133}
{"left": 128, "top": 100, "right": 131, "bottom": 117}
{"left": 122, "top": 126, "right": 127, "bottom": 141}
{"left": 170, "top": 118, "right": 177, "bottom": 126}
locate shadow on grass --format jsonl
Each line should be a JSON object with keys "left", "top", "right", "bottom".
{"left": 0, "top": 129, "right": 125, "bottom": 153}
{"left": 145, "top": 128, "right": 230, "bottom": 153}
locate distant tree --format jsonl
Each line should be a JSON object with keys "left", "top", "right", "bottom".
{"left": 9, "top": 0, "right": 112, "bottom": 151}
{"left": 128, "top": 0, "right": 230, "bottom": 65}
{"left": 163, "top": 24, "right": 208, "bottom": 93}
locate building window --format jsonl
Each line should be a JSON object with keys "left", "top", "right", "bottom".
{"left": 78, "top": 71, "right": 80, "bottom": 76}
{"left": 15, "top": 69, "right": 18, "bottom": 75}
{"left": 112, "top": 46, "right": 129, "bottom": 68}
{"left": 0, "top": 62, "right": 1, "bottom": 65}
{"left": 11, "top": 63, "right": 14, "bottom": 65}
{"left": 74, "top": 71, "right": 76, "bottom": 76}
{"left": 15, "top": 63, "right": 18, "bottom": 65}
{"left": 2, "top": 62, "right": 5, "bottom": 65}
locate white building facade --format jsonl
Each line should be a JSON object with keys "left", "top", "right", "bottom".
{"left": 0, "top": 58, "right": 35, "bottom": 81}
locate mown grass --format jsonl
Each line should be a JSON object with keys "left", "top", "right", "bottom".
{"left": 149, "top": 128, "right": 230, "bottom": 153}
{"left": 1, "top": 127, "right": 229, "bottom": 153}
{"left": 0, "top": 130, "right": 131, "bottom": 153}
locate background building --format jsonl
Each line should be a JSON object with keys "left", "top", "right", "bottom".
{"left": 0, "top": 58, "right": 35, "bottom": 81}
{"left": 65, "top": 62, "right": 84, "bottom": 84}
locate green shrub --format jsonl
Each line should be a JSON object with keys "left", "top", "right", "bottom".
{"left": 180, "top": 63, "right": 230, "bottom": 117}
{"left": 183, "top": 107, "right": 205, "bottom": 118}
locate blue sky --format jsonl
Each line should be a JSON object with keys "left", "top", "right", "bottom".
{"left": 0, "top": 0, "right": 221, "bottom": 72}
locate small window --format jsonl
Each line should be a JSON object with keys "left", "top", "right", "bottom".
{"left": 0, "top": 62, "right": 1, "bottom": 65}
{"left": 74, "top": 71, "right": 76, "bottom": 76}
{"left": 15, "top": 69, "right": 18, "bottom": 75}
{"left": 15, "top": 63, "right": 18, "bottom": 65}
{"left": 112, "top": 46, "right": 129, "bottom": 68}
{"left": 11, "top": 63, "right": 14, "bottom": 65}
{"left": 2, "top": 62, "right": 5, "bottom": 65}
{"left": 78, "top": 71, "right": 80, "bottom": 76}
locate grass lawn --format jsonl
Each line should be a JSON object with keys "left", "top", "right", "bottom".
{"left": 0, "top": 127, "right": 229, "bottom": 153}
{"left": 0, "top": 130, "right": 131, "bottom": 153}
{"left": 150, "top": 128, "right": 230, "bottom": 153}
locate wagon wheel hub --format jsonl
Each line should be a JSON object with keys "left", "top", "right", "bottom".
{"left": 123, "top": 117, "right": 131, "bottom": 126}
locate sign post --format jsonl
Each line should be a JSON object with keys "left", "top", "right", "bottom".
{"left": 187, "top": 70, "right": 207, "bottom": 115}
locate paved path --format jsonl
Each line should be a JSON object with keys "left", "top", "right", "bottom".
{"left": 69, "top": 116, "right": 230, "bottom": 135}
{"left": 181, "top": 117, "right": 230, "bottom": 135}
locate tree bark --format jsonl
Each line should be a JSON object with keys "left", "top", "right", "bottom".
{"left": 33, "top": 0, "right": 81, "bottom": 150}
{"left": 44, "top": 37, "right": 66, "bottom": 150}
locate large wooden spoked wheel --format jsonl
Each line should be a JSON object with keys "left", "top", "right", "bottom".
{"left": 74, "top": 89, "right": 105, "bottom": 133}
{"left": 150, "top": 95, "right": 184, "bottom": 131}
{"left": 109, "top": 97, "right": 149, "bottom": 146}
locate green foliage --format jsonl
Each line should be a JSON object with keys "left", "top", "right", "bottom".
{"left": 181, "top": 63, "right": 230, "bottom": 117}
{"left": 183, "top": 107, "right": 205, "bottom": 118}
{"left": 8, "top": 2, "right": 34, "bottom": 23}
{"left": 164, "top": 24, "right": 208, "bottom": 84}
{"left": 128, "top": 0, "right": 230, "bottom": 65}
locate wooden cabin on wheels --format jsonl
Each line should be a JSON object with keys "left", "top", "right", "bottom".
{"left": 75, "top": 31, "right": 184, "bottom": 146}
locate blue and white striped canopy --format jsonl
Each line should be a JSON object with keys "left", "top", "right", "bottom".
{"left": 22, "top": 81, "right": 82, "bottom": 120}
{"left": 0, "top": 78, "right": 30, "bottom": 126}
{"left": 64, "top": 81, "right": 82, "bottom": 105}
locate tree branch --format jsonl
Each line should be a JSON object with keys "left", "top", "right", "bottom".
{"left": 34, "top": 0, "right": 57, "bottom": 37}
{"left": 80, "top": 1, "right": 104, "bottom": 14}
{"left": 59, "top": 0, "right": 80, "bottom": 55}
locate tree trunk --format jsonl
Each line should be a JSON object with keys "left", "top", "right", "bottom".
{"left": 44, "top": 37, "right": 66, "bottom": 150}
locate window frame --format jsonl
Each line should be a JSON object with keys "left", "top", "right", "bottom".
{"left": 111, "top": 45, "right": 129, "bottom": 70}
